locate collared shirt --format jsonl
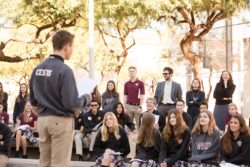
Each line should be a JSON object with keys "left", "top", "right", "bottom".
{"left": 83, "top": 110, "right": 104, "bottom": 133}
{"left": 124, "top": 78, "right": 145, "bottom": 105}
{"left": 18, "top": 112, "right": 37, "bottom": 128}
{"left": 162, "top": 80, "right": 175, "bottom": 104}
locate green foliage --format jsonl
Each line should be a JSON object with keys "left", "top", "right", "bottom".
{"left": 1, "top": 0, "right": 87, "bottom": 27}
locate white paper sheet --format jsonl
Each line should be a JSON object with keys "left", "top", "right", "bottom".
{"left": 77, "top": 78, "right": 98, "bottom": 96}
{"left": 220, "top": 163, "right": 240, "bottom": 167}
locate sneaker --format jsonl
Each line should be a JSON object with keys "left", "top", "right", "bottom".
{"left": 77, "top": 154, "right": 83, "bottom": 161}
{"left": 22, "top": 155, "right": 28, "bottom": 159}
{"left": 82, "top": 153, "right": 91, "bottom": 161}
{"left": 15, "top": 151, "right": 20, "bottom": 158}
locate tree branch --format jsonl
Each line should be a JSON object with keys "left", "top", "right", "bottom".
{"left": 177, "top": 7, "right": 196, "bottom": 31}
{"left": 96, "top": 24, "right": 108, "bottom": 46}
{"left": 191, "top": 11, "right": 195, "bottom": 25}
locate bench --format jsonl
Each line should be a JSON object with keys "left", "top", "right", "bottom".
{"left": 7, "top": 158, "right": 95, "bottom": 167}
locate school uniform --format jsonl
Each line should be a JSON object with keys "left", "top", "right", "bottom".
{"left": 74, "top": 112, "right": 85, "bottom": 156}
{"left": 0, "top": 122, "right": 12, "bottom": 167}
{"left": 159, "top": 128, "right": 191, "bottom": 166}
{"left": 83, "top": 110, "right": 104, "bottom": 151}
{"left": 221, "top": 133, "right": 250, "bottom": 166}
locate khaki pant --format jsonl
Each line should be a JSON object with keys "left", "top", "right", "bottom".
{"left": 0, "top": 154, "right": 8, "bottom": 167}
{"left": 126, "top": 104, "right": 141, "bottom": 129}
{"left": 87, "top": 131, "right": 98, "bottom": 151}
{"left": 74, "top": 132, "right": 84, "bottom": 155}
{"left": 38, "top": 116, "right": 74, "bottom": 167}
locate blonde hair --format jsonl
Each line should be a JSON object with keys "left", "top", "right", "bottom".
{"left": 101, "top": 112, "right": 120, "bottom": 142}
{"left": 192, "top": 111, "right": 217, "bottom": 136}
{"left": 228, "top": 103, "right": 237, "bottom": 110}
{"left": 22, "top": 100, "right": 35, "bottom": 123}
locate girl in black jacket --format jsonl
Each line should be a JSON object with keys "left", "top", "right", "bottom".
{"left": 213, "top": 70, "right": 236, "bottom": 131}
{"left": 159, "top": 109, "right": 191, "bottom": 167}
{"left": 186, "top": 78, "right": 205, "bottom": 119}
{"left": 92, "top": 112, "right": 130, "bottom": 167}
{"left": 131, "top": 112, "right": 161, "bottom": 167}
{"left": 220, "top": 114, "right": 250, "bottom": 166}
{"left": 113, "top": 102, "right": 135, "bottom": 131}
{"left": 13, "top": 83, "right": 29, "bottom": 125}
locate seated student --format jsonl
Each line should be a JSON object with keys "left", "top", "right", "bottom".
{"left": 139, "top": 97, "right": 165, "bottom": 132}
{"left": 188, "top": 111, "right": 220, "bottom": 166}
{"left": 83, "top": 100, "right": 104, "bottom": 161}
{"left": 0, "top": 103, "right": 9, "bottom": 125}
{"left": 176, "top": 100, "right": 192, "bottom": 129}
{"left": 14, "top": 100, "right": 37, "bottom": 158}
{"left": 220, "top": 114, "right": 250, "bottom": 166}
{"left": 74, "top": 110, "right": 85, "bottom": 161}
{"left": 159, "top": 109, "right": 191, "bottom": 167}
{"left": 0, "top": 121, "right": 12, "bottom": 167}
{"left": 224, "top": 103, "right": 239, "bottom": 128}
{"left": 131, "top": 112, "right": 161, "bottom": 167}
{"left": 113, "top": 102, "right": 135, "bottom": 131}
{"left": 192, "top": 101, "right": 208, "bottom": 127}
{"left": 92, "top": 112, "right": 130, "bottom": 167}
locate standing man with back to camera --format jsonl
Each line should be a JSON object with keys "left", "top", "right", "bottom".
{"left": 30, "top": 30, "right": 90, "bottom": 167}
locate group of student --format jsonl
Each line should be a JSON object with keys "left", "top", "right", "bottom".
{"left": 82, "top": 98, "right": 249, "bottom": 167}
{"left": 0, "top": 82, "right": 37, "bottom": 160}
{"left": 0, "top": 63, "right": 250, "bottom": 167}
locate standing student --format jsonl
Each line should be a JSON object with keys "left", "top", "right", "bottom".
{"left": 186, "top": 78, "right": 205, "bottom": 119}
{"left": 30, "top": 30, "right": 90, "bottom": 167}
{"left": 13, "top": 83, "right": 29, "bottom": 125}
{"left": 220, "top": 114, "right": 250, "bottom": 166}
{"left": 213, "top": 70, "right": 236, "bottom": 131}
{"left": 92, "top": 112, "right": 130, "bottom": 167}
{"left": 0, "top": 103, "right": 9, "bottom": 125}
{"left": 91, "top": 86, "right": 102, "bottom": 107}
{"left": 159, "top": 110, "right": 191, "bottom": 167}
{"left": 14, "top": 100, "right": 37, "bottom": 158}
{"left": 124, "top": 66, "right": 145, "bottom": 129}
{"left": 0, "top": 82, "right": 8, "bottom": 113}
{"left": 176, "top": 100, "right": 192, "bottom": 130}
{"left": 102, "top": 80, "right": 119, "bottom": 112}
{"left": 0, "top": 121, "right": 12, "bottom": 167}
{"left": 113, "top": 102, "right": 135, "bottom": 131}
{"left": 131, "top": 112, "right": 161, "bottom": 167}
{"left": 188, "top": 111, "right": 220, "bottom": 166}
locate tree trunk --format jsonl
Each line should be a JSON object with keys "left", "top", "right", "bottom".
{"left": 115, "top": 38, "right": 128, "bottom": 77}
{"left": 180, "top": 36, "right": 201, "bottom": 79}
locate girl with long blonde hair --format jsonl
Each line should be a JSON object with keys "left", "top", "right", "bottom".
{"left": 159, "top": 109, "right": 191, "bottom": 167}
{"left": 92, "top": 112, "right": 130, "bottom": 167}
{"left": 15, "top": 100, "right": 37, "bottom": 158}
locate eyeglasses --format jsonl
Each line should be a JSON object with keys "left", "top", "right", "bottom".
{"left": 163, "top": 73, "right": 170, "bottom": 75}
{"left": 91, "top": 104, "right": 98, "bottom": 107}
